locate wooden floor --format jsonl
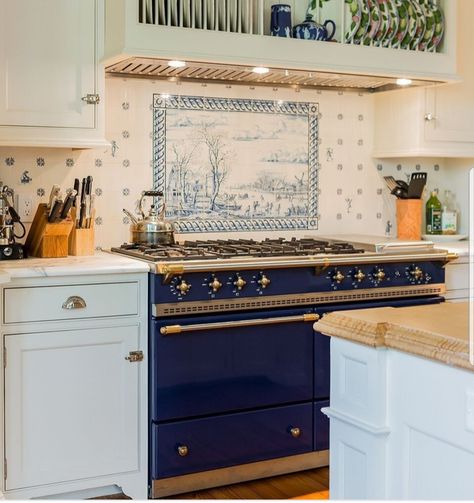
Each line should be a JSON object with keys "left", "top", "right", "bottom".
{"left": 166, "top": 467, "right": 329, "bottom": 500}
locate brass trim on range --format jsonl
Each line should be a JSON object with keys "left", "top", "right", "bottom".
{"left": 152, "top": 284, "right": 446, "bottom": 317}
{"left": 160, "top": 313, "right": 320, "bottom": 335}
{"left": 155, "top": 252, "right": 455, "bottom": 282}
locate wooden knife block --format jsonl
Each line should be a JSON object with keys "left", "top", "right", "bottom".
{"left": 25, "top": 204, "right": 74, "bottom": 258}
{"left": 68, "top": 207, "right": 95, "bottom": 256}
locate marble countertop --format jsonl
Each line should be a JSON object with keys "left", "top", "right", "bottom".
{"left": 315, "top": 301, "right": 473, "bottom": 372}
{"left": 0, "top": 251, "right": 150, "bottom": 279}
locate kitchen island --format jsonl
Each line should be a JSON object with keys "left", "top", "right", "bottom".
{"left": 315, "top": 301, "right": 474, "bottom": 500}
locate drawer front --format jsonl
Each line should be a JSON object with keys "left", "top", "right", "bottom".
{"left": 3, "top": 282, "right": 139, "bottom": 324}
{"left": 314, "top": 400, "right": 330, "bottom": 452}
{"left": 151, "top": 403, "right": 313, "bottom": 479}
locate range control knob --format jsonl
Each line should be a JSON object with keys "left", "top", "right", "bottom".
{"left": 177, "top": 279, "right": 192, "bottom": 296}
{"left": 373, "top": 268, "right": 386, "bottom": 282}
{"left": 258, "top": 274, "right": 271, "bottom": 289}
{"left": 233, "top": 275, "right": 247, "bottom": 291}
{"left": 332, "top": 270, "right": 345, "bottom": 284}
{"left": 2, "top": 247, "right": 12, "bottom": 257}
{"left": 208, "top": 276, "right": 222, "bottom": 293}
{"left": 352, "top": 269, "right": 366, "bottom": 283}
{"left": 409, "top": 266, "right": 424, "bottom": 281}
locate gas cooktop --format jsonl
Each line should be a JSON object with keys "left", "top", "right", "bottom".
{"left": 111, "top": 238, "right": 366, "bottom": 261}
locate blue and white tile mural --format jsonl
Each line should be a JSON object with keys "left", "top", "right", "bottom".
{"left": 153, "top": 94, "right": 319, "bottom": 233}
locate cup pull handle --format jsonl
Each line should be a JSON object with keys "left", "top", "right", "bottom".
{"left": 62, "top": 296, "right": 87, "bottom": 310}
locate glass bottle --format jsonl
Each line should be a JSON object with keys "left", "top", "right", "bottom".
{"left": 425, "top": 190, "right": 442, "bottom": 235}
{"left": 441, "top": 190, "right": 458, "bottom": 235}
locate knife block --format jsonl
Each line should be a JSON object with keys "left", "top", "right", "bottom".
{"left": 25, "top": 204, "right": 74, "bottom": 258}
{"left": 396, "top": 199, "right": 422, "bottom": 240}
{"left": 68, "top": 207, "right": 95, "bottom": 256}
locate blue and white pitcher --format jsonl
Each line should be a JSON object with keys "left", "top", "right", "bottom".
{"left": 270, "top": 4, "right": 292, "bottom": 37}
{"left": 293, "top": 14, "right": 336, "bottom": 41}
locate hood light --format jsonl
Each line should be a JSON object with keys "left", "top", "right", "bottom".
{"left": 252, "top": 66, "right": 270, "bottom": 75}
{"left": 168, "top": 60, "right": 186, "bottom": 68}
{"left": 396, "top": 78, "right": 412, "bottom": 86}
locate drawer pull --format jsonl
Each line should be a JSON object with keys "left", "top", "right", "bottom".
{"left": 177, "top": 445, "right": 189, "bottom": 457}
{"left": 62, "top": 296, "right": 87, "bottom": 310}
{"left": 290, "top": 427, "right": 301, "bottom": 438}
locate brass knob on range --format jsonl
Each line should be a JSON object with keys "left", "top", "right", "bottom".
{"left": 353, "top": 269, "right": 366, "bottom": 283}
{"left": 233, "top": 275, "right": 247, "bottom": 291}
{"left": 333, "top": 270, "right": 345, "bottom": 284}
{"left": 258, "top": 274, "right": 271, "bottom": 289}
{"left": 177, "top": 445, "right": 189, "bottom": 457}
{"left": 374, "top": 268, "right": 386, "bottom": 282}
{"left": 209, "top": 277, "right": 222, "bottom": 293}
{"left": 177, "top": 279, "right": 192, "bottom": 295}
{"left": 290, "top": 427, "right": 301, "bottom": 438}
{"left": 410, "top": 266, "right": 423, "bottom": 281}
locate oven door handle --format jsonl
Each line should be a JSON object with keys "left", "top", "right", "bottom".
{"left": 159, "top": 313, "right": 320, "bottom": 335}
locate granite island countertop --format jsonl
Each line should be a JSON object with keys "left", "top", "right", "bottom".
{"left": 315, "top": 301, "right": 473, "bottom": 372}
{"left": 0, "top": 251, "right": 150, "bottom": 279}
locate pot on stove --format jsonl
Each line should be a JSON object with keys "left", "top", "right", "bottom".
{"left": 123, "top": 190, "right": 175, "bottom": 245}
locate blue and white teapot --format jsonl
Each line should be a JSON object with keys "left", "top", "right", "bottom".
{"left": 293, "top": 14, "right": 336, "bottom": 41}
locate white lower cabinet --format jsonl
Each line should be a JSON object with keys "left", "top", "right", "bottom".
{"left": 5, "top": 326, "right": 140, "bottom": 490}
{"left": 1, "top": 273, "right": 148, "bottom": 500}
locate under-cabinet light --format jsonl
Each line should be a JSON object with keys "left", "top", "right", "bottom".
{"left": 168, "top": 60, "right": 186, "bottom": 68}
{"left": 252, "top": 66, "right": 270, "bottom": 75}
{"left": 396, "top": 78, "right": 413, "bottom": 86}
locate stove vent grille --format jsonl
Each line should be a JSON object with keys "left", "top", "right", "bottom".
{"left": 153, "top": 285, "right": 445, "bottom": 316}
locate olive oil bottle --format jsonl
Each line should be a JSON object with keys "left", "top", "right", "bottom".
{"left": 425, "top": 190, "right": 442, "bottom": 235}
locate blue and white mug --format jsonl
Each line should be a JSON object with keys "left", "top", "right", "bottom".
{"left": 270, "top": 4, "right": 292, "bottom": 37}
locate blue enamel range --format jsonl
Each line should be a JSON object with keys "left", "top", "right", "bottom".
{"left": 112, "top": 237, "right": 451, "bottom": 497}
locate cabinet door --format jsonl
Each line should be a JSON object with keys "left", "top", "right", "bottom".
{"left": 4, "top": 325, "right": 141, "bottom": 490}
{"left": 0, "top": 0, "right": 96, "bottom": 129}
{"left": 424, "top": 85, "right": 474, "bottom": 144}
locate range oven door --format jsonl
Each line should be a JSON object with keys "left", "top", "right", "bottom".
{"left": 150, "top": 307, "right": 315, "bottom": 422}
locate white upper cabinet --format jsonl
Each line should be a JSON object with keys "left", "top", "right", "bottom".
{"left": 374, "top": 0, "right": 474, "bottom": 158}
{"left": 103, "top": 0, "right": 458, "bottom": 87}
{"left": 0, "top": 0, "right": 107, "bottom": 148}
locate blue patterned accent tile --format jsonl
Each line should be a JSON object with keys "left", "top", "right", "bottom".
{"left": 377, "top": 188, "right": 383, "bottom": 195}
{"left": 122, "top": 102, "right": 130, "bottom": 110}
{"left": 376, "top": 212, "right": 382, "bottom": 219}
{"left": 122, "top": 188, "right": 130, "bottom": 196}
{"left": 337, "top": 114, "right": 343, "bottom": 120}
{"left": 358, "top": 114, "right": 364, "bottom": 121}
{"left": 122, "top": 130, "right": 130, "bottom": 139}
{"left": 37, "top": 188, "right": 45, "bottom": 197}
{"left": 95, "top": 216, "right": 103, "bottom": 226}
{"left": 95, "top": 159, "right": 103, "bottom": 167}
{"left": 357, "top": 164, "right": 363, "bottom": 171}
{"left": 337, "top": 164, "right": 343, "bottom": 171}
{"left": 95, "top": 188, "right": 103, "bottom": 196}
{"left": 123, "top": 159, "right": 130, "bottom": 167}
{"left": 65, "top": 158, "right": 74, "bottom": 167}
{"left": 357, "top": 188, "right": 363, "bottom": 195}
{"left": 5, "top": 157, "right": 14, "bottom": 166}
{"left": 416, "top": 164, "right": 421, "bottom": 171}
{"left": 357, "top": 139, "right": 363, "bottom": 146}
{"left": 434, "top": 164, "right": 440, "bottom": 171}
{"left": 36, "top": 157, "right": 45, "bottom": 167}
{"left": 377, "top": 164, "right": 383, "bottom": 171}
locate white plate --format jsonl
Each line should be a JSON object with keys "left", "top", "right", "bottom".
{"left": 229, "top": 0, "right": 237, "bottom": 32}
{"left": 194, "top": 0, "right": 202, "bottom": 28}
{"left": 183, "top": 0, "right": 191, "bottom": 27}
{"left": 422, "top": 234, "right": 468, "bottom": 242}
{"left": 241, "top": 0, "right": 249, "bottom": 33}
{"left": 169, "top": 0, "right": 178, "bottom": 26}
{"left": 145, "top": 0, "right": 153, "bottom": 23}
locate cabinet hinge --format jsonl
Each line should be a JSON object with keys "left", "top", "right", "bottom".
{"left": 125, "top": 350, "right": 144, "bottom": 363}
{"left": 81, "top": 93, "right": 100, "bottom": 105}
{"left": 4, "top": 459, "right": 7, "bottom": 480}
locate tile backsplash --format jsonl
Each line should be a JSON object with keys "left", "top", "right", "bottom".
{"left": 0, "top": 77, "right": 470, "bottom": 249}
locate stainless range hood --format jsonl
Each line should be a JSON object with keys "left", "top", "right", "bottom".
{"left": 104, "top": 0, "right": 458, "bottom": 93}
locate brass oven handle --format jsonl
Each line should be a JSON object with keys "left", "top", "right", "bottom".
{"left": 62, "top": 296, "right": 87, "bottom": 310}
{"left": 160, "top": 313, "right": 320, "bottom": 335}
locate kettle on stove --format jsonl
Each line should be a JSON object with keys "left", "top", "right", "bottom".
{"left": 123, "top": 190, "right": 175, "bottom": 246}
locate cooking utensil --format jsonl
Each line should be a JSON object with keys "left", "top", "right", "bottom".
{"left": 407, "top": 172, "right": 427, "bottom": 199}
{"left": 122, "top": 208, "right": 138, "bottom": 225}
{"left": 60, "top": 189, "right": 77, "bottom": 220}
{"left": 391, "top": 186, "right": 408, "bottom": 199}
{"left": 125, "top": 190, "right": 175, "bottom": 245}
{"left": 383, "top": 176, "right": 398, "bottom": 192}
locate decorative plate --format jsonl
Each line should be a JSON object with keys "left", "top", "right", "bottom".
{"left": 390, "top": 0, "right": 410, "bottom": 48}
{"left": 410, "top": 0, "right": 426, "bottom": 49}
{"left": 426, "top": 0, "right": 444, "bottom": 52}
{"left": 418, "top": 0, "right": 435, "bottom": 50}
{"left": 345, "top": 0, "right": 363, "bottom": 43}
{"left": 372, "top": 0, "right": 391, "bottom": 47}
{"left": 353, "top": 0, "right": 371, "bottom": 44}
{"left": 400, "top": 0, "right": 417, "bottom": 49}
{"left": 382, "top": 0, "right": 400, "bottom": 47}
{"left": 362, "top": 0, "right": 381, "bottom": 45}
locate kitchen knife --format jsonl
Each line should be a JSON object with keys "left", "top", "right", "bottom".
{"left": 73, "top": 179, "right": 80, "bottom": 206}
{"left": 48, "top": 199, "right": 63, "bottom": 223}
{"left": 86, "top": 194, "right": 95, "bottom": 228}
{"left": 60, "top": 189, "right": 77, "bottom": 220}
{"left": 48, "top": 185, "right": 61, "bottom": 209}
{"left": 78, "top": 178, "right": 87, "bottom": 228}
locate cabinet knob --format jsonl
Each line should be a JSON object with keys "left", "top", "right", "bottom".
{"left": 424, "top": 113, "right": 437, "bottom": 122}
{"left": 125, "top": 351, "right": 144, "bottom": 363}
{"left": 290, "top": 427, "right": 301, "bottom": 438}
{"left": 62, "top": 296, "right": 87, "bottom": 310}
{"left": 177, "top": 445, "right": 189, "bottom": 457}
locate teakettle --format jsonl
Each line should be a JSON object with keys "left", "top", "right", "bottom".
{"left": 123, "top": 190, "right": 175, "bottom": 245}
{"left": 293, "top": 14, "right": 336, "bottom": 41}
